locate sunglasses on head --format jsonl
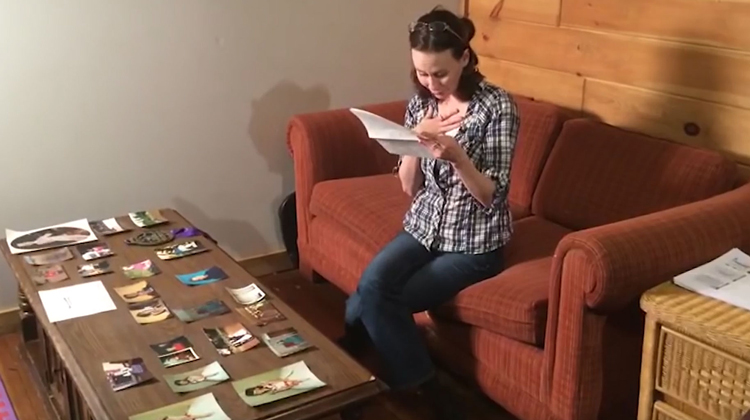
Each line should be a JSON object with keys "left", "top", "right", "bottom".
{"left": 408, "top": 21, "right": 464, "bottom": 43}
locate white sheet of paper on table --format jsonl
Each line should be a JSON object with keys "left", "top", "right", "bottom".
{"left": 38, "top": 280, "right": 117, "bottom": 323}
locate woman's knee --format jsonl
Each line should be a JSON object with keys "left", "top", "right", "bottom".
{"left": 357, "top": 262, "right": 390, "bottom": 299}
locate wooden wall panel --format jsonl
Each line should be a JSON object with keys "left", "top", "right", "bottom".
{"left": 467, "top": 0, "right": 561, "bottom": 25}
{"left": 472, "top": 18, "right": 750, "bottom": 110}
{"left": 466, "top": 0, "right": 750, "bottom": 178}
{"left": 478, "top": 58, "right": 584, "bottom": 111}
{"left": 582, "top": 79, "right": 750, "bottom": 165}
{"left": 560, "top": 0, "right": 750, "bottom": 52}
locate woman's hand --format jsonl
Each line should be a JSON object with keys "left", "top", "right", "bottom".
{"left": 416, "top": 131, "right": 469, "bottom": 165}
{"left": 413, "top": 106, "right": 464, "bottom": 136}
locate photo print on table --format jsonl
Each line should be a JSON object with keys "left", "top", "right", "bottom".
{"left": 76, "top": 242, "right": 114, "bottom": 261}
{"left": 176, "top": 266, "right": 227, "bottom": 286}
{"left": 127, "top": 392, "right": 230, "bottom": 420}
{"left": 122, "top": 259, "right": 160, "bottom": 279}
{"left": 164, "top": 361, "right": 230, "bottom": 394}
{"left": 30, "top": 265, "right": 68, "bottom": 285}
{"left": 77, "top": 260, "right": 113, "bottom": 277}
{"left": 150, "top": 336, "right": 200, "bottom": 368}
{"left": 114, "top": 281, "right": 160, "bottom": 304}
{"left": 241, "top": 300, "right": 286, "bottom": 327}
{"left": 155, "top": 240, "right": 208, "bottom": 260}
{"left": 90, "top": 218, "right": 129, "bottom": 236}
{"left": 129, "top": 210, "right": 168, "bottom": 228}
{"left": 128, "top": 298, "right": 172, "bottom": 325}
{"left": 226, "top": 283, "right": 266, "bottom": 306}
{"left": 203, "top": 322, "right": 260, "bottom": 356}
{"left": 102, "top": 357, "right": 153, "bottom": 392}
{"left": 174, "top": 299, "right": 231, "bottom": 323}
{"left": 125, "top": 230, "right": 174, "bottom": 247}
{"left": 6, "top": 218, "right": 97, "bottom": 255}
{"left": 261, "top": 327, "right": 313, "bottom": 358}
{"left": 22, "top": 247, "right": 74, "bottom": 266}
{"left": 231, "top": 360, "right": 326, "bottom": 407}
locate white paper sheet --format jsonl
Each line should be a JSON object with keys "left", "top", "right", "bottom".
{"left": 349, "top": 108, "right": 434, "bottom": 159}
{"left": 673, "top": 248, "right": 750, "bottom": 312}
{"left": 6, "top": 218, "right": 97, "bottom": 255}
{"left": 38, "top": 281, "right": 117, "bottom": 323}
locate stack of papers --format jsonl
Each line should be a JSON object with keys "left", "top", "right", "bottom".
{"left": 673, "top": 248, "right": 750, "bottom": 311}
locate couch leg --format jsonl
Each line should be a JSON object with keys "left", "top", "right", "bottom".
{"left": 312, "top": 271, "right": 327, "bottom": 284}
{"left": 277, "top": 192, "right": 299, "bottom": 269}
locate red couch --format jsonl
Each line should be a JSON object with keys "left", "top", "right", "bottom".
{"left": 286, "top": 96, "right": 750, "bottom": 420}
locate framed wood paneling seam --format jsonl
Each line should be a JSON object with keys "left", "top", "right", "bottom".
{"left": 560, "top": 0, "right": 750, "bottom": 52}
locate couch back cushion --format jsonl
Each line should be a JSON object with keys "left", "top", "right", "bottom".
{"left": 531, "top": 119, "right": 738, "bottom": 230}
{"left": 507, "top": 97, "right": 573, "bottom": 218}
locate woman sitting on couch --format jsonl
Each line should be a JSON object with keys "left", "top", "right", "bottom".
{"left": 339, "top": 6, "right": 520, "bottom": 420}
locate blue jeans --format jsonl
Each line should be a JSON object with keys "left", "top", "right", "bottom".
{"left": 344, "top": 230, "right": 504, "bottom": 390}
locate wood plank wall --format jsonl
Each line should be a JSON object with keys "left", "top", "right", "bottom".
{"left": 464, "top": 0, "right": 750, "bottom": 179}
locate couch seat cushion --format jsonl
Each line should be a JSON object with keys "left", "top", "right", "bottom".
{"left": 311, "top": 175, "right": 533, "bottom": 253}
{"left": 310, "top": 174, "right": 409, "bottom": 252}
{"left": 431, "top": 216, "right": 571, "bottom": 346}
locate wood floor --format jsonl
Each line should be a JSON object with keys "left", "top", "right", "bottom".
{"left": 0, "top": 268, "right": 514, "bottom": 420}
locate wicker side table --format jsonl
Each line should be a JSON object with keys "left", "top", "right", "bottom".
{"left": 639, "top": 282, "right": 750, "bottom": 420}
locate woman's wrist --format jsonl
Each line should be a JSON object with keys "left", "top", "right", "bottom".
{"left": 450, "top": 152, "right": 472, "bottom": 171}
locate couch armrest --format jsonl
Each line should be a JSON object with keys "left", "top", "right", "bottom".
{"left": 542, "top": 182, "right": 750, "bottom": 420}
{"left": 559, "top": 181, "right": 750, "bottom": 313}
{"left": 286, "top": 100, "right": 407, "bottom": 248}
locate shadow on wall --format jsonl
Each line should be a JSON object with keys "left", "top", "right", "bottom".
{"left": 631, "top": 27, "right": 721, "bottom": 152}
{"left": 171, "top": 196, "right": 268, "bottom": 260}
{"left": 247, "top": 80, "right": 331, "bottom": 232}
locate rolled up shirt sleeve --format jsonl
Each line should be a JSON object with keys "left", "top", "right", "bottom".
{"left": 480, "top": 97, "right": 520, "bottom": 213}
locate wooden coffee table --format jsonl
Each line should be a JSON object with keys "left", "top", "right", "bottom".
{"left": 2, "top": 208, "right": 383, "bottom": 420}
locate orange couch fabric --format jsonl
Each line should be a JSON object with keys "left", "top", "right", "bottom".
{"left": 287, "top": 95, "right": 750, "bottom": 420}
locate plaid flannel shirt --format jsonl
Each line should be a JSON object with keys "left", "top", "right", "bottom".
{"left": 400, "top": 80, "right": 520, "bottom": 254}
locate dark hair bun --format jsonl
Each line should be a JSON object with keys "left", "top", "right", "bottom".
{"left": 460, "top": 17, "right": 476, "bottom": 42}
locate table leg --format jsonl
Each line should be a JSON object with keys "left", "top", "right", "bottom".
{"left": 339, "top": 404, "right": 365, "bottom": 420}
{"left": 18, "top": 284, "right": 38, "bottom": 342}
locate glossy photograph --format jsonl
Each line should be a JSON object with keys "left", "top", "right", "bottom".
{"left": 90, "top": 218, "right": 129, "bottom": 236}
{"left": 150, "top": 336, "right": 200, "bottom": 368}
{"left": 30, "top": 265, "right": 68, "bottom": 285}
{"left": 231, "top": 361, "right": 326, "bottom": 407}
{"left": 128, "top": 392, "right": 229, "bottom": 420}
{"left": 241, "top": 301, "right": 286, "bottom": 326}
{"left": 6, "top": 218, "right": 97, "bottom": 255}
{"left": 261, "top": 327, "right": 312, "bottom": 358}
{"left": 77, "top": 242, "right": 114, "bottom": 261}
{"left": 114, "top": 281, "right": 160, "bottom": 304}
{"left": 127, "top": 298, "right": 171, "bottom": 324}
{"left": 203, "top": 322, "right": 259, "bottom": 356}
{"left": 102, "top": 357, "right": 153, "bottom": 392}
{"left": 22, "top": 247, "right": 74, "bottom": 266}
{"left": 122, "top": 259, "right": 160, "bottom": 279}
{"left": 226, "top": 283, "right": 265, "bottom": 306}
{"left": 174, "top": 299, "right": 230, "bottom": 323}
{"left": 129, "top": 210, "right": 168, "bottom": 228}
{"left": 77, "top": 260, "right": 113, "bottom": 277}
{"left": 164, "top": 361, "right": 229, "bottom": 394}
{"left": 155, "top": 240, "right": 208, "bottom": 260}
{"left": 176, "top": 266, "right": 227, "bottom": 286}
